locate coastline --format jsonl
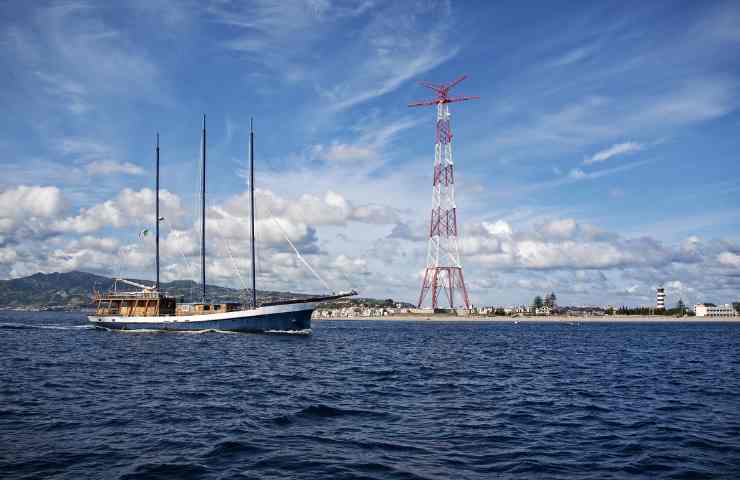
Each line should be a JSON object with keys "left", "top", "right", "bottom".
{"left": 315, "top": 315, "right": 740, "bottom": 323}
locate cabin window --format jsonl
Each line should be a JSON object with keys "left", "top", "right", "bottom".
{"left": 214, "top": 305, "right": 221, "bottom": 310}
{"left": 204, "top": 305, "right": 210, "bottom": 311}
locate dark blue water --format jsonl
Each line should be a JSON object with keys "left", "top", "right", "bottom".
{"left": 1, "top": 312, "right": 739, "bottom": 479}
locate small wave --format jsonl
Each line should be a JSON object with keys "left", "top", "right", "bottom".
{"left": 272, "top": 404, "right": 391, "bottom": 425}
{"left": 120, "top": 462, "right": 209, "bottom": 479}
{"left": 202, "top": 440, "right": 267, "bottom": 459}
{"left": 305, "top": 434, "right": 430, "bottom": 454}
{"left": 264, "top": 328, "right": 312, "bottom": 335}
{"left": 0, "top": 322, "right": 93, "bottom": 331}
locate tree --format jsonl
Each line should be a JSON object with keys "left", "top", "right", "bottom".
{"left": 733, "top": 302, "right": 740, "bottom": 314}
{"left": 676, "top": 299, "right": 686, "bottom": 313}
{"left": 545, "top": 292, "right": 557, "bottom": 308}
{"left": 533, "top": 296, "right": 544, "bottom": 309}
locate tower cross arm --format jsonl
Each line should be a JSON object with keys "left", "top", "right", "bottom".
{"left": 408, "top": 95, "right": 480, "bottom": 107}
{"left": 418, "top": 80, "right": 446, "bottom": 93}
{"left": 408, "top": 99, "right": 443, "bottom": 107}
{"left": 445, "top": 95, "right": 480, "bottom": 104}
{"left": 445, "top": 74, "right": 468, "bottom": 91}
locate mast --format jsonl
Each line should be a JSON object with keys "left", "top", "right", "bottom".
{"left": 250, "top": 118, "right": 257, "bottom": 309}
{"left": 155, "top": 133, "right": 160, "bottom": 291}
{"left": 201, "top": 115, "right": 207, "bottom": 303}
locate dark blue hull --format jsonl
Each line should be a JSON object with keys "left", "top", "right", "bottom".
{"left": 90, "top": 309, "right": 312, "bottom": 333}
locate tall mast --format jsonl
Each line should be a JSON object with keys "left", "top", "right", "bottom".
{"left": 155, "top": 132, "right": 160, "bottom": 291}
{"left": 250, "top": 118, "right": 257, "bottom": 309}
{"left": 201, "top": 115, "right": 207, "bottom": 303}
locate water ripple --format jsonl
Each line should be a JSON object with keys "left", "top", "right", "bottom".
{"left": 1, "top": 312, "right": 739, "bottom": 479}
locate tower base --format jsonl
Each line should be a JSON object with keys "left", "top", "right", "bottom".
{"left": 418, "top": 266, "right": 470, "bottom": 309}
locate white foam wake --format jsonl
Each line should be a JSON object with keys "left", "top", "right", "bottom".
{"left": 113, "top": 328, "right": 240, "bottom": 334}
{"left": 264, "top": 328, "right": 313, "bottom": 335}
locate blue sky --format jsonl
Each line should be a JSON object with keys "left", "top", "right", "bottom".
{"left": 1, "top": 0, "right": 739, "bottom": 307}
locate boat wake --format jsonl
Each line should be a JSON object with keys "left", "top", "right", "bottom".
{"left": 112, "top": 328, "right": 241, "bottom": 334}
{"left": 109, "top": 328, "right": 312, "bottom": 335}
{"left": 0, "top": 323, "right": 94, "bottom": 331}
{"left": 264, "top": 328, "right": 312, "bottom": 335}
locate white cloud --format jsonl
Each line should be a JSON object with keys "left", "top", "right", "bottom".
{"left": 6, "top": 3, "right": 163, "bottom": 113}
{"left": 256, "top": 0, "right": 457, "bottom": 112}
{"left": 461, "top": 218, "right": 681, "bottom": 271}
{"left": 54, "top": 188, "right": 185, "bottom": 234}
{"left": 86, "top": 161, "right": 145, "bottom": 176}
{"left": 69, "top": 236, "right": 121, "bottom": 253}
{"left": 388, "top": 221, "right": 426, "bottom": 241}
{"left": 0, "top": 185, "right": 65, "bottom": 220}
{"left": 56, "top": 137, "right": 145, "bottom": 177}
{"left": 0, "top": 185, "right": 67, "bottom": 241}
{"left": 540, "top": 218, "right": 578, "bottom": 239}
{"left": 482, "top": 220, "right": 513, "bottom": 237}
{"left": 330, "top": 254, "right": 369, "bottom": 275}
{"left": 35, "top": 71, "right": 90, "bottom": 114}
{"left": 568, "top": 168, "right": 586, "bottom": 179}
{"left": 717, "top": 251, "right": 740, "bottom": 268}
{"left": 546, "top": 45, "right": 598, "bottom": 68}
{"left": 319, "top": 144, "right": 376, "bottom": 163}
{"left": 584, "top": 141, "right": 644, "bottom": 165}
{"left": 223, "top": 188, "right": 398, "bottom": 227}
{"left": 638, "top": 77, "right": 738, "bottom": 125}
{"left": 0, "top": 247, "right": 18, "bottom": 264}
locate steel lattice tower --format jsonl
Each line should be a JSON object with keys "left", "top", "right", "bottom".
{"left": 409, "top": 75, "right": 478, "bottom": 309}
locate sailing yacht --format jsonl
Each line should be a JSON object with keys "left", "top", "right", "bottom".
{"left": 88, "top": 117, "right": 356, "bottom": 332}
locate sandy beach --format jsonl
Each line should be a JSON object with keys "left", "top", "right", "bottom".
{"left": 316, "top": 315, "right": 740, "bottom": 323}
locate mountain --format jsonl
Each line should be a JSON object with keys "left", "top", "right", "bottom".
{"left": 0, "top": 271, "right": 314, "bottom": 309}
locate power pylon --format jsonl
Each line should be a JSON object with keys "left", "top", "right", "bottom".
{"left": 409, "top": 75, "right": 478, "bottom": 309}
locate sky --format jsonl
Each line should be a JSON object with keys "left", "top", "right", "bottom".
{"left": 1, "top": 0, "right": 739, "bottom": 307}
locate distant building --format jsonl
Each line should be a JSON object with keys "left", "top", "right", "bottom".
{"left": 656, "top": 287, "right": 666, "bottom": 310}
{"left": 695, "top": 304, "right": 736, "bottom": 317}
{"left": 410, "top": 308, "right": 434, "bottom": 315}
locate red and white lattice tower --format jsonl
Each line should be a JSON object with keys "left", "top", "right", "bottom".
{"left": 409, "top": 75, "right": 479, "bottom": 309}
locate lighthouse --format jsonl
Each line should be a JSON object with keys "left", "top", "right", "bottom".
{"left": 656, "top": 287, "right": 666, "bottom": 310}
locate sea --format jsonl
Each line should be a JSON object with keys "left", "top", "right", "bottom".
{"left": 1, "top": 311, "right": 739, "bottom": 479}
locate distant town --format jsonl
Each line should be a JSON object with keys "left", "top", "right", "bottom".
{"left": 1, "top": 272, "right": 737, "bottom": 319}
{"left": 316, "top": 288, "right": 740, "bottom": 319}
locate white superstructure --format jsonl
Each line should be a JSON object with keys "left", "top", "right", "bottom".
{"left": 694, "top": 304, "right": 736, "bottom": 317}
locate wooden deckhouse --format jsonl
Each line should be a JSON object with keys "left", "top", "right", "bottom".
{"left": 93, "top": 279, "right": 246, "bottom": 317}
{"left": 94, "top": 279, "right": 176, "bottom": 316}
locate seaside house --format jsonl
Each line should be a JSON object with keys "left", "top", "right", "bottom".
{"left": 694, "top": 304, "right": 736, "bottom": 317}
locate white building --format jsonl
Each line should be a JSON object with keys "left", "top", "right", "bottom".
{"left": 656, "top": 287, "right": 666, "bottom": 310}
{"left": 694, "top": 304, "right": 736, "bottom": 317}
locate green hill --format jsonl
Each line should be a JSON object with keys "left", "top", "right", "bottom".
{"left": 0, "top": 271, "right": 314, "bottom": 309}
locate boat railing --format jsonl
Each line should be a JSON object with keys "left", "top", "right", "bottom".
{"left": 95, "top": 291, "right": 167, "bottom": 301}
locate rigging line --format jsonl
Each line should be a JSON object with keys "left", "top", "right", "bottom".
{"left": 113, "top": 240, "right": 127, "bottom": 288}
{"left": 222, "top": 235, "right": 249, "bottom": 299}
{"left": 271, "top": 216, "right": 335, "bottom": 294}
{"left": 163, "top": 223, "right": 198, "bottom": 297}
{"left": 335, "top": 268, "right": 355, "bottom": 293}
{"left": 207, "top": 200, "right": 249, "bottom": 296}
{"left": 250, "top": 142, "right": 348, "bottom": 295}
